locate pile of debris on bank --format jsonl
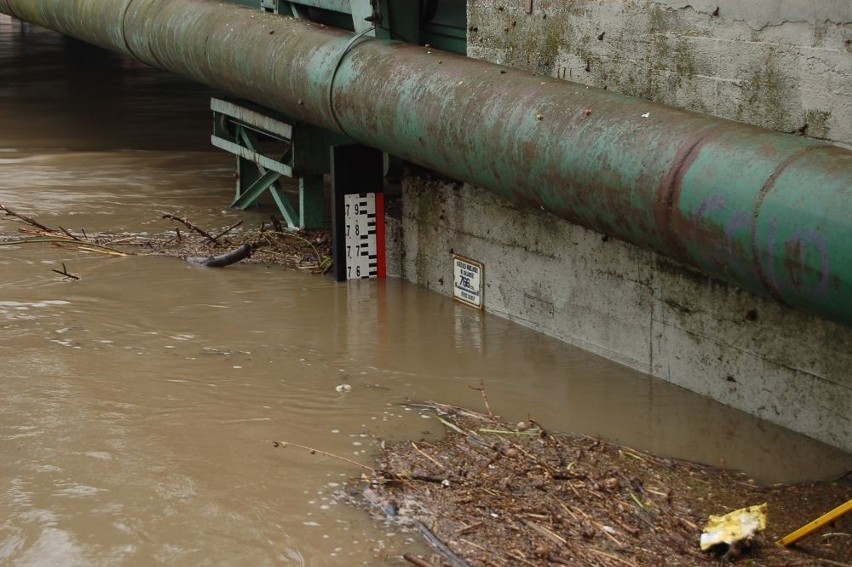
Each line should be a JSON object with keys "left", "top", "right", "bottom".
{"left": 351, "top": 402, "right": 851, "bottom": 567}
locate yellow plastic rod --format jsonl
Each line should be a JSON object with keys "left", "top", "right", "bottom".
{"left": 777, "top": 499, "right": 852, "bottom": 547}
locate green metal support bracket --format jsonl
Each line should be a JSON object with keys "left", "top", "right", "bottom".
{"left": 232, "top": 169, "right": 282, "bottom": 210}
{"left": 211, "top": 97, "right": 343, "bottom": 229}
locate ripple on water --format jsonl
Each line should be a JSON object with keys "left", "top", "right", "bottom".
{"left": 13, "top": 528, "right": 86, "bottom": 567}
{"left": 54, "top": 482, "right": 103, "bottom": 498}
{"left": 81, "top": 451, "right": 113, "bottom": 461}
{"left": 0, "top": 301, "right": 70, "bottom": 326}
{"left": 0, "top": 300, "right": 70, "bottom": 309}
{"left": 155, "top": 475, "right": 197, "bottom": 501}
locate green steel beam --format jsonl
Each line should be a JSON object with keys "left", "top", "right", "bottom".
{"left": 232, "top": 169, "right": 282, "bottom": 209}
{"left": 211, "top": 136, "right": 293, "bottom": 177}
{"left": 212, "top": 98, "right": 326, "bottom": 229}
{"left": 2, "top": 0, "right": 850, "bottom": 326}
{"left": 269, "top": 184, "right": 300, "bottom": 227}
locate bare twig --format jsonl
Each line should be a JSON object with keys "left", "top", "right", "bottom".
{"left": 411, "top": 441, "right": 445, "bottom": 470}
{"left": 802, "top": 557, "right": 852, "bottom": 567}
{"left": 402, "top": 554, "right": 438, "bottom": 567}
{"left": 0, "top": 237, "right": 129, "bottom": 255}
{"left": 619, "top": 447, "right": 649, "bottom": 463}
{"left": 506, "top": 550, "right": 540, "bottom": 567}
{"left": 455, "top": 522, "right": 484, "bottom": 535}
{"left": 0, "top": 204, "right": 54, "bottom": 232}
{"left": 591, "top": 520, "right": 625, "bottom": 548}
{"left": 77, "top": 246, "right": 127, "bottom": 257}
{"left": 470, "top": 378, "right": 494, "bottom": 417}
{"left": 416, "top": 521, "right": 472, "bottom": 567}
{"left": 524, "top": 519, "right": 567, "bottom": 546}
{"left": 212, "top": 219, "right": 243, "bottom": 242}
{"left": 285, "top": 231, "right": 323, "bottom": 267}
{"left": 435, "top": 415, "right": 470, "bottom": 436}
{"left": 272, "top": 440, "right": 374, "bottom": 473}
{"left": 51, "top": 262, "right": 79, "bottom": 280}
{"left": 585, "top": 547, "right": 639, "bottom": 567}
{"left": 478, "top": 428, "right": 538, "bottom": 436}
{"left": 59, "top": 227, "right": 82, "bottom": 241}
{"left": 161, "top": 213, "right": 219, "bottom": 245}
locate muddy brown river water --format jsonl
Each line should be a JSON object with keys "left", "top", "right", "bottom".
{"left": 1, "top": 14, "right": 850, "bottom": 567}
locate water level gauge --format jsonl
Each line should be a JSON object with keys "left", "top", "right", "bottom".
{"left": 342, "top": 192, "right": 385, "bottom": 279}
{"left": 330, "top": 145, "right": 386, "bottom": 282}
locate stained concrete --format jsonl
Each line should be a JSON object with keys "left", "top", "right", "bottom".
{"left": 388, "top": 179, "right": 852, "bottom": 451}
{"left": 467, "top": 0, "right": 852, "bottom": 147}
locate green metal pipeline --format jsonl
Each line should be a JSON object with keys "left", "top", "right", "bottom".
{"left": 2, "top": 0, "right": 851, "bottom": 326}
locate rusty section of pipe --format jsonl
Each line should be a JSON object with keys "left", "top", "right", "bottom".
{"left": 1, "top": 0, "right": 851, "bottom": 326}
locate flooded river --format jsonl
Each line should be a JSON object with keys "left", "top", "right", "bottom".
{"left": 1, "top": 14, "right": 850, "bottom": 567}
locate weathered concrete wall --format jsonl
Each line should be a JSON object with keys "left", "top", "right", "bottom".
{"left": 468, "top": 0, "right": 852, "bottom": 147}
{"left": 389, "top": 179, "right": 852, "bottom": 452}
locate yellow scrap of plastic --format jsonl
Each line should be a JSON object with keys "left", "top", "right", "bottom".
{"left": 699, "top": 503, "right": 768, "bottom": 551}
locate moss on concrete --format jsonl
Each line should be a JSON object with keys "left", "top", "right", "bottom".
{"left": 738, "top": 56, "right": 790, "bottom": 130}
{"left": 804, "top": 109, "right": 832, "bottom": 139}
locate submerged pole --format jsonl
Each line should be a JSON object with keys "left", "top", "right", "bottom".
{"left": 2, "top": 0, "right": 851, "bottom": 325}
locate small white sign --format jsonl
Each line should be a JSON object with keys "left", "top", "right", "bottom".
{"left": 452, "top": 255, "right": 483, "bottom": 309}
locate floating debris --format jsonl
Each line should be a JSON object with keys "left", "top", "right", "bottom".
{"left": 0, "top": 203, "right": 332, "bottom": 273}
{"left": 346, "top": 401, "right": 852, "bottom": 566}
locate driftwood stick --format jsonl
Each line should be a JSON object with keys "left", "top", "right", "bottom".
{"left": 51, "top": 262, "right": 80, "bottom": 280}
{"left": 411, "top": 441, "right": 445, "bottom": 470}
{"left": 212, "top": 219, "right": 243, "bottom": 241}
{"left": 585, "top": 547, "right": 639, "bottom": 567}
{"left": 416, "top": 521, "right": 472, "bottom": 567}
{"left": 402, "top": 555, "right": 438, "bottom": 567}
{"left": 470, "top": 378, "right": 494, "bottom": 417}
{"left": 272, "top": 440, "right": 375, "bottom": 473}
{"left": 59, "top": 226, "right": 82, "bottom": 241}
{"left": 524, "top": 519, "right": 567, "bottom": 546}
{"left": 0, "top": 204, "right": 54, "bottom": 232}
{"left": 185, "top": 243, "right": 253, "bottom": 268}
{"left": 0, "top": 237, "right": 129, "bottom": 255}
{"left": 161, "top": 213, "right": 219, "bottom": 244}
{"left": 506, "top": 550, "right": 540, "bottom": 567}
